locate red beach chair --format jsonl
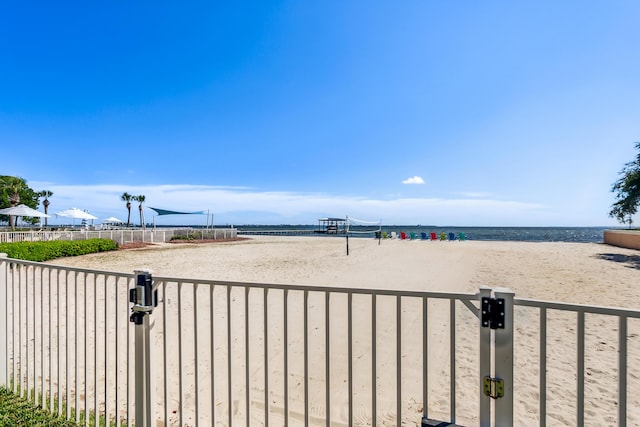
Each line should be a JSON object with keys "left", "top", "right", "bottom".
{"left": 430, "top": 232, "right": 437, "bottom": 241}
{"left": 400, "top": 232, "right": 408, "bottom": 240}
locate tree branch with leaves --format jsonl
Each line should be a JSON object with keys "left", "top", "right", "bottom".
{"left": 610, "top": 142, "right": 640, "bottom": 226}
{"left": 0, "top": 176, "right": 39, "bottom": 229}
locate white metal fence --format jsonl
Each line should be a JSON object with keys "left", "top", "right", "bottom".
{"left": 511, "top": 298, "right": 640, "bottom": 426}
{"left": 1, "top": 254, "right": 639, "bottom": 426}
{"left": 0, "top": 256, "right": 136, "bottom": 426}
{"left": 0, "top": 228, "right": 237, "bottom": 245}
{"left": 142, "top": 278, "right": 485, "bottom": 427}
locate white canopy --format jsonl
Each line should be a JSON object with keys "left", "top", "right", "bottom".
{"left": 55, "top": 207, "right": 98, "bottom": 220}
{"left": 102, "top": 216, "right": 123, "bottom": 223}
{"left": 0, "top": 204, "right": 50, "bottom": 218}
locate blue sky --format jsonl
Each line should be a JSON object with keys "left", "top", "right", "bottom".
{"left": 1, "top": 1, "right": 639, "bottom": 226}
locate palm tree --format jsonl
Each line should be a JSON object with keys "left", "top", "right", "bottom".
{"left": 39, "top": 190, "right": 53, "bottom": 227}
{"left": 7, "top": 177, "right": 22, "bottom": 230}
{"left": 121, "top": 192, "right": 133, "bottom": 227}
{"left": 134, "top": 195, "right": 146, "bottom": 229}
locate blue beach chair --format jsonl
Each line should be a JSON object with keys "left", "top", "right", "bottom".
{"left": 448, "top": 232, "right": 456, "bottom": 241}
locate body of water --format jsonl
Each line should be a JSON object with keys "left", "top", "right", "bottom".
{"left": 233, "top": 225, "right": 619, "bottom": 243}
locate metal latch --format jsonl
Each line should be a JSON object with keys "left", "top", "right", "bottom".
{"left": 129, "top": 271, "right": 157, "bottom": 325}
{"left": 483, "top": 376, "right": 504, "bottom": 399}
{"left": 481, "top": 297, "right": 505, "bottom": 329}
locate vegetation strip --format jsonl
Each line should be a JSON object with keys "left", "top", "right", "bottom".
{"left": 0, "top": 388, "right": 80, "bottom": 427}
{"left": 0, "top": 238, "right": 118, "bottom": 262}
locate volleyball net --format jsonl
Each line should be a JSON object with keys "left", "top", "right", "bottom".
{"left": 345, "top": 216, "right": 382, "bottom": 236}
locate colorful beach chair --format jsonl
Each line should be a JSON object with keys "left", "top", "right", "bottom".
{"left": 430, "top": 232, "right": 437, "bottom": 241}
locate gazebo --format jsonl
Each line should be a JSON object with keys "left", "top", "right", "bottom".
{"left": 315, "top": 217, "right": 347, "bottom": 234}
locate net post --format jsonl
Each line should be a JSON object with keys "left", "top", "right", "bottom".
{"left": 346, "top": 234, "right": 349, "bottom": 256}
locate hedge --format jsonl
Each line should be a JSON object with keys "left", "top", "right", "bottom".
{"left": 0, "top": 239, "right": 119, "bottom": 262}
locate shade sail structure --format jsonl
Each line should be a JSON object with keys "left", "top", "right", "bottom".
{"left": 55, "top": 207, "right": 98, "bottom": 220}
{"left": 148, "top": 207, "right": 207, "bottom": 216}
{"left": 0, "top": 204, "right": 50, "bottom": 218}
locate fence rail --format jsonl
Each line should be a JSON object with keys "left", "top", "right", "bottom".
{"left": 1, "top": 254, "right": 639, "bottom": 426}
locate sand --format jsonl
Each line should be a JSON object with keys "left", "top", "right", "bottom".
{"left": 49, "top": 235, "right": 640, "bottom": 426}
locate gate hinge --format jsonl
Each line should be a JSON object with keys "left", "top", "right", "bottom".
{"left": 483, "top": 376, "right": 504, "bottom": 399}
{"left": 481, "top": 297, "right": 505, "bottom": 329}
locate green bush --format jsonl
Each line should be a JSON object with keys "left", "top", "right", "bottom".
{"left": 170, "top": 233, "right": 196, "bottom": 241}
{"left": 0, "top": 239, "right": 119, "bottom": 262}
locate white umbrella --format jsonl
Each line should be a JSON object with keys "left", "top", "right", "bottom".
{"left": 0, "top": 204, "right": 50, "bottom": 218}
{"left": 55, "top": 207, "right": 98, "bottom": 220}
{"left": 0, "top": 204, "right": 50, "bottom": 228}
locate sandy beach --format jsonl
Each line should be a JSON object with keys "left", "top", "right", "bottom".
{"left": 48, "top": 235, "right": 640, "bottom": 426}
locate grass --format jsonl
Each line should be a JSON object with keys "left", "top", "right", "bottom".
{"left": 0, "top": 387, "right": 127, "bottom": 427}
{"left": 0, "top": 387, "right": 80, "bottom": 426}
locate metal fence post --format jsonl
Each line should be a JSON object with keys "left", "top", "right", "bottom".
{"left": 130, "top": 270, "right": 157, "bottom": 427}
{"left": 493, "top": 288, "right": 514, "bottom": 427}
{"left": 0, "top": 253, "right": 7, "bottom": 387}
{"left": 478, "top": 286, "right": 493, "bottom": 427}
{"left": 135, "top": 313, "right": 151, "bottom": 426}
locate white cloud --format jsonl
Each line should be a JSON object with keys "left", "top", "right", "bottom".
{"left": 455, "top": 191, "right": 493, "bottom": 198}
{"left": 22, "top": 181, "right": 612, "bottom": 226}
{"left": 402, "top": 176, "right": 425, "bottom": 185}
